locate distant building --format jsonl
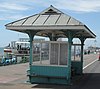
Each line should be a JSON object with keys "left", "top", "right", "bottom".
{"left": 88, "top": 46, "right": 100, "bottom": 53}
{"left": 19, "top": 38, "right": 29, "bottom": 42}
{"left": 11, "top": 41, "right": 16, "bottom": 49}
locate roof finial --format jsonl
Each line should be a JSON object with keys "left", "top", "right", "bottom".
{"left": 50, "top": 5, "right": 53, "bottom": 7}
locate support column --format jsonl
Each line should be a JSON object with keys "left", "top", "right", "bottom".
{"left": 26, "top": 31, "right": 38, "bottom": 66}
{"left": 29, "top": 34, "right": 34, "bottom": 66}
{"left": 67, "top": 31, "right": 73, "bottom": 84}
{"left": 79, "top": 37, "right": 86, "bottom": 74}
{"left": 26, "top": 31, "right": 38, "bottom": 83}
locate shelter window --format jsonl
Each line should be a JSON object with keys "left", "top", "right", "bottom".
{"left": 32, "top": 41, "right": 68, "bottom": 66}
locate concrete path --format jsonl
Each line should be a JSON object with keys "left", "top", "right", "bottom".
{"left": 0, "top": 53, "right": 99, "bottom": 89}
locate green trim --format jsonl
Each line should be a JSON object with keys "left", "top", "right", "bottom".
{"left": 29, "top": 34, "right": 33, "bottom": 66}
{"left": 28, "top": 31, "right": 38, "bottom": 66}
{"left": 67, "top": 31, "right": 73, "bottom": 84}
{"left": 29, "top": 65, "right": 69, "bottom": 84}
{"left": 79, "top": 37, "right": 86, "bottom": 74}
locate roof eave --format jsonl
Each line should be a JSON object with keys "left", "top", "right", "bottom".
{"left": 84, "top": 25, "right": 96, "bottom": 38}
{"left": 6, "top": 25, "right": 96, "bottom": 38}
{"left": 6, "top": 25, "right": 85, "bottom": 30}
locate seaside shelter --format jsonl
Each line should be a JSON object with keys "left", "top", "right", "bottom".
{"left": 5, "top": 5, "right": 96, "bottom": 84}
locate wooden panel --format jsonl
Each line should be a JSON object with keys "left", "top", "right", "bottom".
{"left": 30, "top": 65, "right": 68, "bottom": 77}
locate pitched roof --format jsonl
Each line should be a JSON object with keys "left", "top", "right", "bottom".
{"left": 5, "top": 5, "right": 96, "bottom": 38}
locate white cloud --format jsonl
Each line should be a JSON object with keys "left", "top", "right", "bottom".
{"left": 1, "top": 0, "right": 100, "bottom": 21}
{"left": 53, "top": 0, "right": 100, "bottom": 12}
{"left": 0, "top": 2, "right": 29, "bottom": 11}
{"left": 0, "top": 0, "right": 100, "bottom": 16}
{"left": 0, "top": 15, "right": 27, "bottom": 21}
{"left": 0, "top": 0, "right": 31, "bottom": 21}
{"left": 0, "top": 0, "right": 97, "bottom": 12}
{"left": 7, "top": 15, "right": 26, "bottom": 20}
{"left": 32, "top": 0, "right": 100, "bottom": 12}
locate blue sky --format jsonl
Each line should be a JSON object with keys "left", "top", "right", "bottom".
{"left": 0, "top": 0, "right": 100, "bottom": 47}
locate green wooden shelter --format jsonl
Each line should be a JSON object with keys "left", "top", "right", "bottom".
{"left": 5, "top": 5, "right": 96, "bottom": 84}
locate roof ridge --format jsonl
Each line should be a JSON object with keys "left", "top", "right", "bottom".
{"left": 39, "top": 5, "right": 64, "bottom": 15}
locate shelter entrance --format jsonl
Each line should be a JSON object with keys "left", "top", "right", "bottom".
{"left": 71, "top": 44, "right": 82, "bottom": 75}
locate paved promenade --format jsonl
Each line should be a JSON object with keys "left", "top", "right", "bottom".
{"left": 0, "top": 53, "right": 99, "bottom": 89}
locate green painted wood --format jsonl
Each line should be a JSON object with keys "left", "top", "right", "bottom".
{"left": 29, "top": 65, "right": 69, "bottom": 84}
{"left": 29, "top": 35, "right": 33, "bottom": 66}
{"left": 80, "top": 43, "right": 84, "bottom": 74}
{"left": 67, "top": 31, "right": 73, "bottom": 84}
{"left": 30, "top": 65, "right": 68, "bottom": 77}
{"left": 80, "top": 37, "right": 86, "bottom": 74}
{"left": 30, "top": 77, "right": 69, "bottom": 84}
{"left": 71, "top": 61, "right": 82, "bottom": 74}
{"left": 28, "top": 31, "right": 37, "bottom": 66}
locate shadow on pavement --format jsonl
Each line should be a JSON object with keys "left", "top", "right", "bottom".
{"left": 31, "top": 73, "right": 100, "bottom": 89}
{"left": 32, "top": 84, "right": 68, "bottom": 89}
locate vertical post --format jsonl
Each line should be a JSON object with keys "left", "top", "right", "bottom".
{"left": 48, "top": 33, "right": 57, "bottom": 41}
{"left": 58, "top": 43, "right": 60, "bottom": 65}
{"left": 67, "top": 31, "right": 73, "bottom": 84}
{"left": 80, "top": 37, "right": 86, "bottom": 74}
{"left": 74, "top": 45, "right": 76, "bottom": 61}
{"left": 27, "top": 31, "right": 37, "bottom": 83}
{"left": 49, "top": 42, "right": 51, "bottom": 64}
{"left": 40, "top": 42, "right": 42, "bottom": 64}
{"left": 80, "top": 42, "right": 83, "bottom": 74}
{"left": 29, "top": 34, "right": 34, "bottom": 66}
